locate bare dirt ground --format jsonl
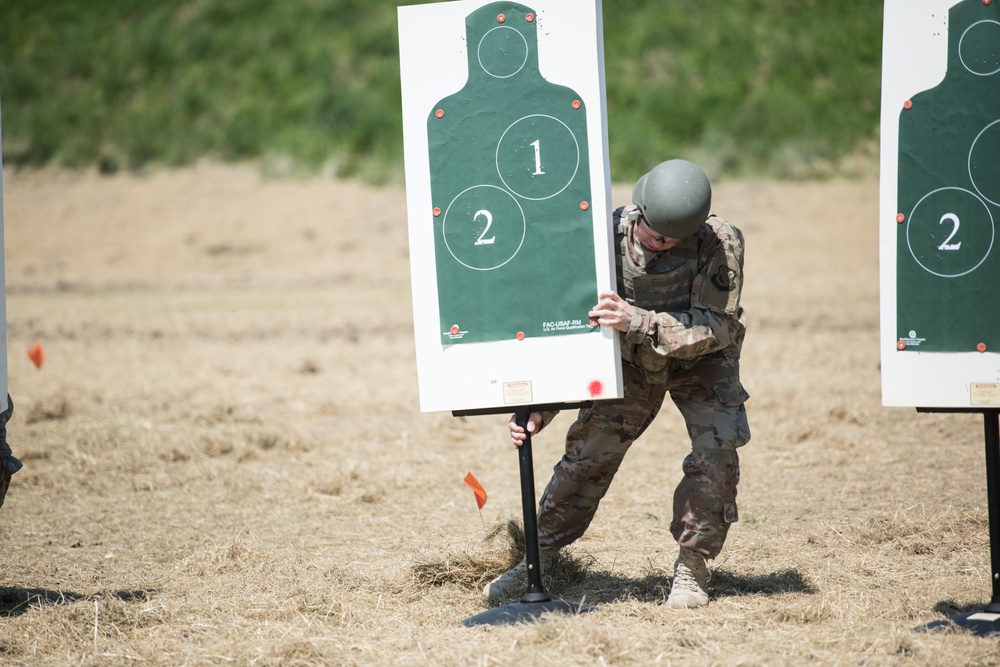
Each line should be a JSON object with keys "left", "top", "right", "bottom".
{"left": 0, "top": 164, "right": 996, "bottom": 665}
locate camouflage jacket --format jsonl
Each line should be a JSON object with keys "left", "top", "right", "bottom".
{"left": 615, "top": 204, "right": 746, "bottom": 384}
{"left": 533, "top": 206, "right": 747, "bottom": 431}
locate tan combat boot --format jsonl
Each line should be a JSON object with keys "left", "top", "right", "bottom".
{"left": 666, "top": 547, "right": 710, "bottom": 608}
{"left": 482, "top": 551, "right": 557, "bottom": 602}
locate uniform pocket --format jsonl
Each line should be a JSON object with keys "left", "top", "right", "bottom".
{"left": 711, "top": 377, "right": 751, "bottom": 448}
{"left": 723, "top": 501, "right": 739, "bottom": 524}
{"left": 712, "top": 376, "right": 749, "bottom": 406}
{"left": 634, "top": 341, "right": 670, "bottom": 373}
{"left": 622, "top": 362, "right": 652, "bottom": 400}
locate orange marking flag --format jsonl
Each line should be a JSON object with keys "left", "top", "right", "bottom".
{"left": 463, "top": 471, "right": 487, "bottom": 510}
{"left": 27, "top": 342, "right": 44, "bottom": 369}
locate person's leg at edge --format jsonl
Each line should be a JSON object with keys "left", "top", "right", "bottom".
{"left": 0, "top": 395, "right": 21, "bottom": 510}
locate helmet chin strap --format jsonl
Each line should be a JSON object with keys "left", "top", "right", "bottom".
{"left": 628, "top": 218, "right": 661, "bottom": 265}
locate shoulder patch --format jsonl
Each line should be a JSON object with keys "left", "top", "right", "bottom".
{"left": 711, "top": 265, "right": 738, "bottom": 292}
{"left": 692, "top": 215, "right": 744, "bottom": 315}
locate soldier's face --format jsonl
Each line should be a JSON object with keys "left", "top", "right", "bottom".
{"left": 635, "top": 217, "right": 680, "bottom": 252}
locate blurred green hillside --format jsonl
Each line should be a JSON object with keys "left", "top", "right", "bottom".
{"left": 0, "top": 0, "right": 882, "bottom": 181}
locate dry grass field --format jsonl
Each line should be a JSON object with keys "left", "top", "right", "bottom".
{"left": 0, "top": 164, "right": 997, "bottom": 665}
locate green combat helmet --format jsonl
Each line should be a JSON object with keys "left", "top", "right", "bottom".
{"left": 632, "top": 159, "right": 712, "bottom": 239}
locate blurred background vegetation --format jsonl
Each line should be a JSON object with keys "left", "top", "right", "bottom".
{"left": 0, "top": 0, "right": 883, "bottom": 182}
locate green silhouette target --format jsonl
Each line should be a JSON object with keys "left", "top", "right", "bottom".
{"left": 428, "top": 2, "right": 598, "bottom": 345}
{"left": 897, "top": 0, "right": 1000, "bottom": 352}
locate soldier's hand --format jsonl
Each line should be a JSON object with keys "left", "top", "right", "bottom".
{"left": 589, "top": 291, "right": 632, "bottom": 333}
{"left": 508, "top": 412, "right": 543, "bottom": 447}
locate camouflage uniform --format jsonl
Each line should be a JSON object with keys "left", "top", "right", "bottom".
{"left": 533, "top": 205, "right": 749, "bottom": 560}
{"left": 0, "top": 394, "right": 22, "bottom": 509}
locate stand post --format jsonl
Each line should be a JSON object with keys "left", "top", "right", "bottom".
{"left": 917, "top": 408, "right": 1000, "bottom": 635}
{"left": 516, "top": 407, "right": 552, "bottom": 604}
{"left": 981, "top": 409, "right": 1000, "bottom": 614}
{"left": 461, "top": 406, "right": 594, "bottom": 627}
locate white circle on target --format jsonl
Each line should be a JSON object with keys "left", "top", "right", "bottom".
{"left": 496, "top": 114, "right": 580, "bottom": 201}
{"left": 478, "top": 27, "right": 528, "bottom": 79}
{"left": 905, "top": 186, "right": 994, "bottom": 278}
{"left": 959, "top": 20, "right": 1000, "bottom": 76}
{"left": 969, "top": 118, "right": 1000, "bottom": 207}
{"left": 442, "top": 184, "right": 526, "bottom": 271}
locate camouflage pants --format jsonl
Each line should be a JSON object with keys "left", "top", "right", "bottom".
{"left": 536, "top": 363, "right": 749, "bottom": 560}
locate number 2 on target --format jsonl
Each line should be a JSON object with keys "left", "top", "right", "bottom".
{"left": 938, "top": 213, "right": 961, "bottom": 251}
{"left": 473, "top": 209, "right": 495, "bottom": 245}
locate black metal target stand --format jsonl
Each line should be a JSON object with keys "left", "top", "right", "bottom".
{"left": 460, "top": 407, "right": 595, "bottom": 627}
{"left": 915, "top": 407, "right": 1000, "bottom": 636}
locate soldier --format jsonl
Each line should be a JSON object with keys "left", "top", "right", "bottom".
{"left": 0, "top": 395, "right": 22, "bottom": 509}
{"left": 485, "top": 159, "right": 749, "bottom": 608}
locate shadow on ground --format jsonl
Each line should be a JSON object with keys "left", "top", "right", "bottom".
{"left": 931, "top": 599, "right": 999, "bottom": 617}
{"left": 0, "top": 587, "right": 154, "bottom": 617}
{"left": 554, "top": 567, "right": 817, "bottom": 606}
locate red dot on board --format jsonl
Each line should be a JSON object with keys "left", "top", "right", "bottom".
{"left": 588, "top": 380, "right": 603, "bottom": 397}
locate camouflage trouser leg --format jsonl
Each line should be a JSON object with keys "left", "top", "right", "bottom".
{"left": 667, "top": 374, "right": 750, "bottom": 559}
{"left": 535, "top": 382, "right": 667, "bottom": 552}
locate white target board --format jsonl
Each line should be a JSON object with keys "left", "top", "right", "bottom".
{"left": 0, "top": 95, "right": 8, "bottom": 413}
{"left": 398, "top": 0, "right": 622, "bottom": 413}
{"left": 880, "top": 0, "right": 1000, "bottom": 408}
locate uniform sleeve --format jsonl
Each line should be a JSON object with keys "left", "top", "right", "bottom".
{"left": 623, "top": 220, "right": 745, "bottom": 360}
{"left": 536, "top": 409, "right": 560, "bottom": 432}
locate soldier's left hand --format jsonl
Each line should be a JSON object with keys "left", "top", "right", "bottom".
{"left": 508, "top": 412, "right": 543, "bottom": 447}
{"left": 589, "top": 291, "right": 632, "bottom": 333}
